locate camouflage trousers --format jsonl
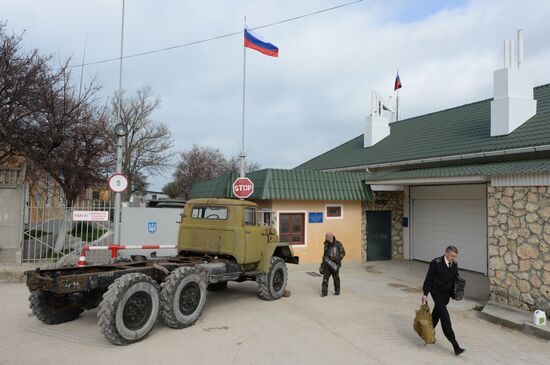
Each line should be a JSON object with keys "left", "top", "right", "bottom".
{"left": 321, "top": 268, "right": 340, "bottom": 295}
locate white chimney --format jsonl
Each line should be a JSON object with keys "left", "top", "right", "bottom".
{"left": 364, "top": 91, "right": 393, "bottom": 148}
{"left": 490, "top": 29, "right": 537, "bottom": 136}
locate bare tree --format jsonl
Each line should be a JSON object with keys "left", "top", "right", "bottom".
{"left": 21, "top": 64, "right": 111, "bottom": 204}
{"left": 225, "top": 154, "right": 261, "bottom": 175}
{"left": 169, "top": 144, "right": 260, "bottom": 199}
{"left": 0, "top": 23, "right": 51, "bottom": 164}
{"left": 0, "top": 23, "right": 110, "bottom": 201}
{"left": 161, "top": 181, "right": 179, "bottom": 199}
{"left": 110, "top": 87, "right": 174, "bottom": 200}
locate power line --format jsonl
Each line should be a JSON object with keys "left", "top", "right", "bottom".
{"left": 72, "top": 0, "right": 363, "bottom": 68}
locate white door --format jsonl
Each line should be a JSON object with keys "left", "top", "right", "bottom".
{"left": 411, "top": 184, "right": 487, "bottom": 274}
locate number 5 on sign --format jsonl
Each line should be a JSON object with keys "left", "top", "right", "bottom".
{"left": 109, "top": 174, "right": 128, "bottom": 193}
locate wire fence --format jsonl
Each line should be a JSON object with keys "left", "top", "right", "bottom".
{"left": 21, "top": 199, "right": 113, "bottom": 265}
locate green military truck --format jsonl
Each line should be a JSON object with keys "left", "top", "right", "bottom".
{"left": 25, "top": 198, "right": 299, "bottom": 345}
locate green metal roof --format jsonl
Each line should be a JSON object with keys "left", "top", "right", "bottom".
{"left": 189, "top": 169, "right": 373, "bottom": 201}
{"left": 363, "top": 158, "right": 550, "bottom": 182}
{"left": 297, "top": 83, "right": 550, "bottom": 170}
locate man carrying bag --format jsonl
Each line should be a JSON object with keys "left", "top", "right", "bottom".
{"left": 422, "top": 245, "right": 466, "bottom": 356}
{"left": 320, "top": 232, "right": 345, "bottom": 297}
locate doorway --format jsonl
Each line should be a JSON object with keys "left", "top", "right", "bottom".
{"left": 366, "top": 211, "right": 392, "bottom": 261}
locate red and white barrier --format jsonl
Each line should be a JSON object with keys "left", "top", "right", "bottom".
{"left": 77, "top": 244, "right": 176, "bottom": 266}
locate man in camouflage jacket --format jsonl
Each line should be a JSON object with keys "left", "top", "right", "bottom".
{"left": 320, "top": 232, "right": 346, "bottom": 296}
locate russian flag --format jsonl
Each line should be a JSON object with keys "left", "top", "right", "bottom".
{"left": 394, "top": 72, "right": 402, "bottom": 91}
{"left": 244, "top": 28, "right": 279, "bottom": 57}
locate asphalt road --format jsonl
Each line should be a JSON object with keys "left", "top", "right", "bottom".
{"left": 0, "top": 263, "right": 549, "bottom": 365}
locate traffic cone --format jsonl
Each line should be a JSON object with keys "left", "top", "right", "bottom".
{"left": 77, "top": 253, "right": 87, "bottom": 267}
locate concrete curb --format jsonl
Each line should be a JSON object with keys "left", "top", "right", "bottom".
{"left": 480, "top": 302, "right": 550, "bottom": 341}
{"left": 0, "top": 269, "right": 26, "bottom": 283}
{"left": 0, "top": 264, "right": 38, "bottom": 284}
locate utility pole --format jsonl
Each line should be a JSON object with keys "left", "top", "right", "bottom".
{"left": 113, "top": 0, "right": 126, "bottom": 246}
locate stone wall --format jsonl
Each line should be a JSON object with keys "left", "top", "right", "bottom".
{"left": 488, "top": 186, "right": 550, "bottom": 312}
{"left": 362, "top": 191, "right": 404, "bottom": 261}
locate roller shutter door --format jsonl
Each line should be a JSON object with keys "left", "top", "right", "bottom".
{"left": 411, "top": 185, "right": 487, "bottom": 274}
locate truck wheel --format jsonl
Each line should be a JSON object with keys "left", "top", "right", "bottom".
{"left": 257, "top": 257, "right": 288, "bottom": 301}
{"left": 29, "top": 290, "right": 84, "bottom": 324}
{"left": 97, "top": 273, "right": 160, "bottom": 345}
{"left": 207, "top": 282, "right": 228, "bottom": 292}
{"left": 160, "top": 267, "right": 207, "bottom": 329}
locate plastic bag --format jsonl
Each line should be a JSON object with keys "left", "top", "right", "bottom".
{"left": 413, "top": 303, "right": 436, "bottom": 344}
{"left": 323, "top": 257, "right": 339, "bottom": 272}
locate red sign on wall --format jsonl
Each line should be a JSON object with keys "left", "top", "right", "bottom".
{"left": 233, "top": 177, "right": 254, "bottom": 199}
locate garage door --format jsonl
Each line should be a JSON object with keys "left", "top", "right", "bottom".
{"left": 411, "top": 185, "right": 487, "bottom": 274}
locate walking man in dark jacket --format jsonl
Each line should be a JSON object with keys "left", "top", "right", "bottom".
{"left": 320, "top": 232, "right": 345, "bottom": 297}
{"left": 422, "top": 245, "right": 465, "bottom": 356}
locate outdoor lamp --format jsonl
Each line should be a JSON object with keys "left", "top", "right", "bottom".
{"left": 114, "top": 123, "right": 128, "bottom": 137}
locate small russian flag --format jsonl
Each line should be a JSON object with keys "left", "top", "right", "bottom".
{"left": 244, "top": 28, "right": 279, "bottom": 57}
{"left": 394, "top": 72, "right": 402, "bottom": 91}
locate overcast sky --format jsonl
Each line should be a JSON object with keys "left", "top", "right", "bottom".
{"left": 3, "top": 0, "right": 550, "bottom": 191}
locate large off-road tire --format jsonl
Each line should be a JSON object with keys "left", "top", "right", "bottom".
{"left": 257, "top": 257, "right": 288, "bottom": 301}
{"left": 97, "top": 273, "right": 160, "bottom": 346}
{"left": 29, "top": 290, "right": 84, "bottom": 324}
{"left": 160, "top": 267, "right": 207, "bottom": 329}
{"left": 207, "top": 281, "right": 228, "bottom": 292}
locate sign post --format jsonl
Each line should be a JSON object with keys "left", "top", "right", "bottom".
{"left": 233, "top": 177, "right": 254, "bottom": 199}
{"left": 109, "top": 173, "right": 128, "bottom": 246}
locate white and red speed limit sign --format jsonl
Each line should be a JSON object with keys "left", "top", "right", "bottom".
{"left": 108, "top": 174, "right": 128, "bottom": 193}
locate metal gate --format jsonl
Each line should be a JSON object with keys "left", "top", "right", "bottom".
{"left": 366, "top": 211, "right": 392, "bottom": 261}
{"left": 21, "top": 199, "right": 113, "bottom": 264}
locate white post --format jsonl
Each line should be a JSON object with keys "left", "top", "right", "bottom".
{"left": 504, "top": 40, "right": 510, "bottom": 68}
{"left": 509, "top": 40, "right": 515, "bottom": 69}
{"left": 113, "top": 0, "right": 125, "bottom": 246}
{"left": 396, "top": 89, "right": 399, "bottom": 122}
{"left": 240, "top": 16, "right": 247, "bottom": 178}
{"left": 517, "top": 29, "right": 524, "bottom": 69}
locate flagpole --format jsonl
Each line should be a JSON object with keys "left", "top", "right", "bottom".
{"left": 396, "top": 88, "right": 399, "bottom": 122}
{"left": 240, "top": 16, "right": 247, "bottom": 178}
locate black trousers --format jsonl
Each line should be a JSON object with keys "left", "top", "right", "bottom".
{"left": 431, "top": 290, "right": 458, "bottom": 348}
{"left": 322, "top": 268, "right": 340, "bottom": 294}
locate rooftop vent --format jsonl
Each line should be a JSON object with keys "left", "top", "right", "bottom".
{"left": 364, "top": 91, "right": 395, "bottom": 148}
{"left": 490, "top": 29, "right": 537, "bottom": 136}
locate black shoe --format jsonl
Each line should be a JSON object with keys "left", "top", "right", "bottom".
{"left": 321, "top": 293, "right": 327, "bottom": 297}
{"left": 454, "top": 347, "right": 465, "bottom": 356}
{"left": 334, "top": 292, "right": 340, "bottom": 296}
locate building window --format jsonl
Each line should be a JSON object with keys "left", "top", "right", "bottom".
{"left": 261, "top": 210, "right": 274, "bottom": 226}
{"left": 244, "top": 207, "right": 257, "bottom": 226}
{"left": 326, "top": 205, "right": 343, "bottom": 219}
{"left": 191, "top": 206, "right": 228, "bottom": 220}
{"left": 279, "top": 213, "right": 305, "bottom": 245}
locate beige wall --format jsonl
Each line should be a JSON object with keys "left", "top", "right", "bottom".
{"left": 256, "top": 200, "right": 363, "bottom": 264}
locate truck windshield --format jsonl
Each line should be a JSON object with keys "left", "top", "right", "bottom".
{"left": 191, "top": 206, "right": 228, "bottom": 220}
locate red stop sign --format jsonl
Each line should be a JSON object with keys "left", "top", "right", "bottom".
{"left": 233, "top": 177, "right": 254, "bottom": 199}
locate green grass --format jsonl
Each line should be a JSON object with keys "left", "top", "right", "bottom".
{"left": 473, "top": 304, "right": 485, "bottom": 312}
{"left": 71, "top": 223, "right": 106, "bottom": 242}
{"left": 26, "top": 229, "right": 49, "bottom": 239}
{"left": 46, "top": 248, "right": 74, "bottom": 259}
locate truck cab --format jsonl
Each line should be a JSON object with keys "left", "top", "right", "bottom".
{"left": 177, "top": 198, "right": 290, "bottom": 270}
